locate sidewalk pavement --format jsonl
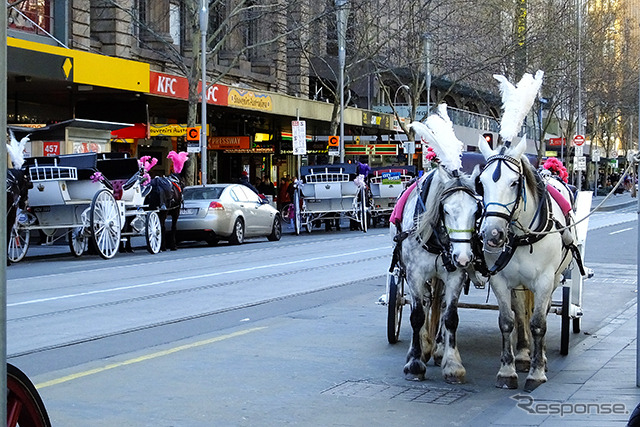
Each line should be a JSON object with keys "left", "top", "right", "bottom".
{"left": 591, "top": 190, "right": 638, "bottom": 212}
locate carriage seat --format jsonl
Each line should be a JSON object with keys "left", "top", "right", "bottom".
{"left": 97, "top": 157, "right": 141, "bottom": 192}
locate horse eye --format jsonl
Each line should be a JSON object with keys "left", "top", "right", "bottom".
{"left": 510, "top": 181, "right": 518, "bottom": 188}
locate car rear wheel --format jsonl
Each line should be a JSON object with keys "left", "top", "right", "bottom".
{"left": 267, "top": 216, "right": 282, "bottom": 241}
{"left": 229, "top": 218, "right": 244, "bottom": 245}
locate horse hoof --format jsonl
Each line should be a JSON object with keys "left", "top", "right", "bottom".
{"left": 524, "top": 378, "right": 546, "bottom": 392}
{"left": 515, "top": 359, "right": 530, "bottom": 373}
{"left": 404, "top": 359, "right": 426, "bottom": 380}
{"left": 495, "top": 375, "right": 518, "bottom": 389}
{"left": 444, "top": 373, "right": 465, "bottom": 384}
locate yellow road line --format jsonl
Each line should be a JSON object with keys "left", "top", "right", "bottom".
{"left": 36, "top": 326, "right": 267, "bottom": 389}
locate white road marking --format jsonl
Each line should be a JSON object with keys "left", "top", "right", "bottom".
{"left": 609, "top": 227, "right": 633, "bottom": 235}
{"left": 8, "top": 247, "right": 389, "bottom": 307}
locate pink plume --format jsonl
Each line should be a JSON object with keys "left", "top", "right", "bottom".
{"left": 167, "top": 151, "right": 189, "bottom": 174}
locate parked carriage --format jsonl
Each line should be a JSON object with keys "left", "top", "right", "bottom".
{"left": 8, "top": 152, "right": 161, "bottom": 262}
{"left": 293, "top": 163, "right": 368, "bottom": 235}
{"left": 367, "top": 165, "right": 416, "bottom": 227}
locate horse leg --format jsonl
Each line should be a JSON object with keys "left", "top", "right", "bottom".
{"left": 169, "top": 211, "right": 178, "bottom": 251}
{"left": 512, "top": 288, "right": 532, "bottom": 372}
{"left": 432, "top": 279, "right": 445, "bottom": 367}
{"left": 439, "top": 273, "right": 466, "bottom": 384}
{"left": 524, "top": 286, "right": 554, "bottom": 392}
{"left": 492, "top": 281, "right": 518, "bottom": 389}
{"left": 404, "top": 283, "right": 432, "bottom": 380}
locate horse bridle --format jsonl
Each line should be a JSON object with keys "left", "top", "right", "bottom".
{"left": 439, "top": 185, "right": 483, "bottom": 245}
{"left": 478, "top": 154, "right": 524, "bottom": 225}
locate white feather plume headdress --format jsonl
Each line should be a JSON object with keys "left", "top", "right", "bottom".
{"left": 410, "top": 103, "right": 463, "bottom": 172}
{"left": 7, "top": 130, "right": 29, "bottom": 169}
{"left": 494, "top": 70, "right": 544, "bottom": 143}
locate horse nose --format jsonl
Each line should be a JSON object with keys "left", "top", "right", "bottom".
{"left": 453, "top": 251, "right": 472, "bottom": 268}
{"left": 484, "top": 228, "right": 505, "bottom": 248}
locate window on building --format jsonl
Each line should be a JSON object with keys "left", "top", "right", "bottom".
{"left": 169, "top": 2, "right": 181, "bottom": 48}
{"left": 244, "top": 0, "right": 259, "bottom": 60}
{"left": 8, "top": 0, "right": 53, "bottom": 36}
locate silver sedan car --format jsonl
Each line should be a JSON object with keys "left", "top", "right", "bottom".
{"left": 173, "top": 184, "right": 282, "bottom": 245}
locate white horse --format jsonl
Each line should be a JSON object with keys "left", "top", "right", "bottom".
{"left": 477, "top": 136, "right": 580, "bottom": 391}
{"left": 391, "top": 165, "right": 483, "bottom": 383}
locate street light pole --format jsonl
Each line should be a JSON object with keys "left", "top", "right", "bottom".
{"left": 422, "top": 33, "right": 432, "bottom": 114}
{"left": 200, "top": 1, "right": 208, "bottom": 185}
{"left": 336, "top": 0, "right": 348, "bottom": 163}
{"left": 394, "top": 85, "right": 410, "bottom": 165}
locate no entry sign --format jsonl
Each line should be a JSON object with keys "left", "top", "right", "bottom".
{"left": 573, "top": 135, "right": 585, "bottom": 146}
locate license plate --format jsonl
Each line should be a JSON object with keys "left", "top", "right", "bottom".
{"left": 180, "top": 208, "right": 198, "bottom": 215}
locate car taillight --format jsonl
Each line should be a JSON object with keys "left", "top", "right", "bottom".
{"left": 208, "top": 201, "right": 224, "bottom": 210}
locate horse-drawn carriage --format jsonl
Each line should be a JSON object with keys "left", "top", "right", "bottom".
{"left": 383, "top": 76, "right": 594, "bottom": 390}
{"left": 8, "top": 152, "right": 161, "bottom": 262}
{"left": 367, "top": 165, "right": 416, "bottom": 227}
{"left": 292, "top": 163, "right": 368, "bottom": 235}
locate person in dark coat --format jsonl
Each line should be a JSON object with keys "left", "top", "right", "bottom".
{"left": 239, "top": 171, "right": 259, "bottom": 194}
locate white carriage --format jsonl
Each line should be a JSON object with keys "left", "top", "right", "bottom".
{"left": 293, "top": 163, "right": 368, "bottom": 235}
{"left": 367, "top": 166, "right": 416, "bottom": 227}
{"left": 384, "top": 153, "right": 593, "bottom": 356}
{"left": 9, "top": 152, "right": 161, "bottom": 262}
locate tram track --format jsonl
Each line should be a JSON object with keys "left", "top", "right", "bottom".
{"left": 8, "top": 271, "right": 387, "bottom": 359}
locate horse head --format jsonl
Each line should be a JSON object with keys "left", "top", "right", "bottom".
{"left": 437, "top": 167, "right": 482, "bottom": 268}
{"left": 477, "top": 135, "right": 529, "bottom": 251}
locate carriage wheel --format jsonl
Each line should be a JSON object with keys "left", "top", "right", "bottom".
{"left": 359, "top": 187, "right": 368, "bottom": 233}
{"left": 387, "top": 271, "right": 404, "bottom": 344}
{"left": 7, "top": 363, "right": 51, "bottom": 427}
{"left": 8, "top": 218, "right": 30, "bottom": 263}
{"left": 560, "top": 286, "right": 570, "bottom": 356}
{"left": 145, "top": 211, "right": 162, "bottom": 254}
{"left": 68, "top": 227, "right": 86, "bottom": 257}
{"left": 90, "top": 190, "right": 121, "bottom": 259}
{"left": 294, "top": 189, "right": 302, "bottom": 236}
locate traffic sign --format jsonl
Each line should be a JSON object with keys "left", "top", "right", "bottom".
{"left": 574, "top": 156, "right": 586, "bottom": 171}
{"left": 291, "top": 120, "right": 307, "bottom": 155}
{"left": 573, "top": 135, "right": 585, "bottom": 146}
{"left": 328, "top": 135, "right": 339, "bottom": 156}
{"left": 574, "top": 145, "right": 583, "bottom": 157}
{"left": 186, "top": 126, "right": 201, "bottom": 142}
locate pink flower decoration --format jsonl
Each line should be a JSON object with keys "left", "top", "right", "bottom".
{"left": 90, "top": 172, "right": 105, "bottom": 183}
{"left": 425, "top": 146, "right": 437, "bottom": 161}
{"left": 167, "top": 151, "right": 189, "bottom": 174}
{"left": 542, "top": 157, "right": 568, "bottom": 183}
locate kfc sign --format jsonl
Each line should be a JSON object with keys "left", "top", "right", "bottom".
{"left": 150, "top": 71, "right": 228, "bottom": 106}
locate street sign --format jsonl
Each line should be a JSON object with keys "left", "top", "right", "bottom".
{"left": 574, "top": 145, "right": 583, "bottom": 157}
{"left": 292, "top": 120, "right": 307, "bottom": 155}
{"left": 187, "top": 143, "right": 200, "bottom": 153}
{"left": 573, "top": 134, "right": 585, "bottom": 146}
{"left": 328, "top": 135, "right": 339, "bottom": 156}
{"left": 609, "top": 149, "right": 618, "bottom": 158}
{"left": 186, "top": 126, "right": 201, "bottom": 142}
{"left": 574, "top": 156, "right": 586, "bottom": 171}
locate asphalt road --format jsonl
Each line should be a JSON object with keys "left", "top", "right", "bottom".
{"left": 6, "top": 208, "right": 639, "bottom": 426}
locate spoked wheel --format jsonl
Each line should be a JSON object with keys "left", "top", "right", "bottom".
{"left": 294, "top": 189, "right": 302, "bottom": 236}
{"left": 7, "top": 363, "right": 51, "bottom": 427}
{"left": 560, "top": 285, "right": 570, "bottom": 356}
{"left": 387, "top": 270, "right": 404, "bottom": 344}
{"left": 8, "top": 215, "right": 30, "bottom": 263}
{"left": 90, "top": 190, "right": 121, "bottom": 259}
{"left": 68, "top": 226, "right": 87, "bottom": 257}
{"left": 145, "top": 211, "right": 162, "bottom": 254}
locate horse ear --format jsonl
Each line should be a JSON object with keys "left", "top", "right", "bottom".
{"left": 512, "top": 135, "right": 527, "bottom": 159}
{"left": 470, "top": 164, "right": 481, "bottom": 181}
{"left": 478, "top": 135, "right": 495, "bottom": 159}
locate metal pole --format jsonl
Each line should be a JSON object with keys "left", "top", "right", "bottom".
{"left": 0, "top": 1, "right": 7, "bottom": 418}
{"left": 577, "top": 0, "right": 582, "bottom": 190}
{"left": 636, "top": 35, "right": 640, "bottom": 387}
{"left": 423, "top": 33, "right": 431, "bottom": 114}
{"left": 200, "top": 1, "right": 208, "bottom": 185}
{"left": 336, "top": 0, "right": 347, "bottom": 163}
